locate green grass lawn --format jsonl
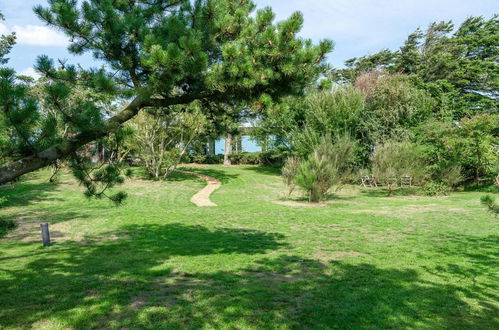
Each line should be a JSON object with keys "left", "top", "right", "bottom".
{"left": 0, "top": 165, "right": 498, "bottom": 329}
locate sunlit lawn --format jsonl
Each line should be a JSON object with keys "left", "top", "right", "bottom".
{"left": 0, "top": 165, "right": 498, "bottom": 329}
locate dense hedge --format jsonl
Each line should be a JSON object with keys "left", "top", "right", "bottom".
{"left": 185, "top": 147, "right": 291, "bottom": 166}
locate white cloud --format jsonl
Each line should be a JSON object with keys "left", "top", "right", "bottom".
{"left": 255, "top": 0, "right": 499, "bottom": 66}
{"left": 2, "top": 21, "right": 69, "bottom": 46}
{"left": 0, "top": 23, "right": 9, "bottom": 36}
{"left": 12, "top": 24, "right": 68, "bottom": 46}
{"left": 19, "top": 67, "right": 41, "bottom": 80}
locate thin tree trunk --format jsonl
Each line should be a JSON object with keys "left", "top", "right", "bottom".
{"left": 209, "top": 139, "right": 216, "bottom": 155}
{"left": 224, "top": 133, "right": 232, "bottom": 166}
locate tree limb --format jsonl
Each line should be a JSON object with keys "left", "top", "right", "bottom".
{"left": 0, "top": 90, "right": 211, "bottom": 184}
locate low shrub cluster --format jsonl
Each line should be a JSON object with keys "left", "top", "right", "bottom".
{"left": 229, "top": 148, "right": 290, "bottom": 166}
{"left": 189, "top": 154, "right": 224, "bottom": 164}
{"left": 228, "top": 152, "right": 262, "bottom": 165}
{"left": 420, "top": 182, "right": 450, "bottom": 196}
{"left": 186, "top": 146, "right": 291, "bottom": 166}
{"left": 371, "top": 141, "right": 426, "bottom": 195}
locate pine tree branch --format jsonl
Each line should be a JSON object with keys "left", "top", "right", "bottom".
{"left": 0, "top": 90, "right": 211, "bottom": 184}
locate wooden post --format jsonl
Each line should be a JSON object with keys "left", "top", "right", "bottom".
{"left": 40, "top": 223, "right": 51, "bottom": 247}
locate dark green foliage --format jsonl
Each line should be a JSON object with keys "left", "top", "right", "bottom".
{"left": 292, "top": 135, "right": 357, "bottom": 202}
{"left": 32, "top": 0, "right": 332, "bottom": 101}
{"left": 0, "top": 195, "right": 17, "bottom": 237}
{"left": 0, "top": 217, "right": 17, "bottom": 238}
{"left": 360, "top": 74, "right": 435, "bottom": 145}
{"left": 415, "top": 114, "right": 499, "bottom": 184}
{"left": 258, "top": 147, "right": 292, "bottom": 166}
{"left": 0, "top": 11, "right": 15, "bottom": 65}
{"left": 336, "top": 15, "right": 499, "bottom": 118}
{"left": 223, "top": 148, "right": 290, "bottom": 166}
{"left": 228, "top": 152, "right": 262, "bottom": 165}
{"left": 69, "top": 154, "right": 129, "bottom": 205}
{"left": 480, "top": 195, "right": 499, "bottom": 216}
{"left": 371, "top": 141, "right": 427, "bottom": 196}
{"left": 455, "top": 114, "right": 499, "bottom": 182}
{"left": 190, "top": 154, "right": 224, "bottom": 164}
{"left": 420, "top": 182, "right": 450, "bottom": 196}
{"left": 0, "top": 0, "right": 332, "bottom": 200}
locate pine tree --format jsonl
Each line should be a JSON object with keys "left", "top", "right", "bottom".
{"left": 481, "top": 195, "right": 499, "bottom": 217}
{"left": 0, "top": 1, "right": 333, "bottom": 201}
{"left": 0, "top": 11, "right": 15, "bottom": 65}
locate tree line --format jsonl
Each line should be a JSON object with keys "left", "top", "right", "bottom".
{"left": 0, "top": 1, "right": 497, "bottom": 204}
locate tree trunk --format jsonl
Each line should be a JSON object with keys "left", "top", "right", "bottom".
{"left": 224, "top": 133, "right": 232, "bottom": 166}
{"left": 0, "top": 90, "right": 212, "bottom": 185}
{"left": 209, "top": 139, "right": 216, "bottom": 155}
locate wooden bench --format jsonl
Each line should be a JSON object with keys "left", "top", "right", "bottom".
{"left": 361, "top": 175, "right": 381, "bottom": 187}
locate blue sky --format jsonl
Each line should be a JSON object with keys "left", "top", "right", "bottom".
{"left": 1, "top": 0, "right": 497, "bottom": 79}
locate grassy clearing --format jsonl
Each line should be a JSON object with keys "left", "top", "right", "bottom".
{"left": 0, "top": 165, "right": 498, "bottom": 329}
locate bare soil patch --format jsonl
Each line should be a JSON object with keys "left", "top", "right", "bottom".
{"left": 272, "top": 201, "right": 326, "bottom": 208}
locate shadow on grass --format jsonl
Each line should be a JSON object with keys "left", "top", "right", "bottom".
{"left": 0, "top": 226, "right": 497, "bottom": 329}
{"left": 0, "top": 175, "right": 63, "bottom": 209}
{"left": 0, "top": 175, "right": 69, "bottom": 238}
{"left": 424, "top": 234, "right": 499, "bottom": 291}
{"left": 279, "top": 191, "right": 357, "bottom": 204}
{"left": 165, "top": 170, "right": 201, "bottom": 182}
{"left": 243, "top": 165, "right": 281, "bottom": 176}
{"left": 360, "top": 187, "right": 419, "bottom": 197}
{"left": 0, "top": 223, "right": 285, "bottom": 328}
{"left": 177, "top": 167, "right": 239, "bottom": 184}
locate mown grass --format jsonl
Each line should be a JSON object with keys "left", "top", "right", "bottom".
{"left": 0, "top": 165, "right": 498, "bottom": 329}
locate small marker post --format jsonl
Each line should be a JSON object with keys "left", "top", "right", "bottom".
{"left": 40, "top": 223, "right": 51, "bottom": 247}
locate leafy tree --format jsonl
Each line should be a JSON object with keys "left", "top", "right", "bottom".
{"left": 0, "top": 1, "right": 332, "bottom": 202}
{"left": 255, "top": 86, "right": 365, "bottom": 156}
{"left": 360, "top": 73, "right": 435, "bottom": 146}
{"left": 371, "top": 141, "right": 426, "bottom": 196}
{"left": 336, "top": 15, "right": 499, "bottom": 118}
{"left": 128, "top": 104, "right": 207, "bottom": 180}
{"left": 415, "top": 113, "right": 499, "bottom": 184}
{"left": 0, "top": 11, "right": 15, "bottom": 65}
{"left": 413, "top": 119, "right": 463, "bottom": 187}
{"left": 454, "top": 113, "right": 499, "bottom": 182}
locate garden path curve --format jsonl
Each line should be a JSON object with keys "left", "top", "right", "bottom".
{"left": 176, "top": 170, "right": 221, "bottom": 207}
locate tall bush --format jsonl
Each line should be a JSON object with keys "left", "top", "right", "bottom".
{"left": 293, "top": 135, "right": 357, "bottom": 202}
{"left": 128, "top": 105, "right": 207, "bottom": 180}
{"left": 371, "top": 141, "right": 426, "bottom": 195}
{"left": 282, "top": 156, "right": 300, "bottom": 196}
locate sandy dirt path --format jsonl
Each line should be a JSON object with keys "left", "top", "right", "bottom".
{"left": 176, "top": 170, "right": 221, "bottom": 207}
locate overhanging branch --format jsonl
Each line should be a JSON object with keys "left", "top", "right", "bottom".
{"left": 0, "top": 90, "right": 213, "bottom": 185}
